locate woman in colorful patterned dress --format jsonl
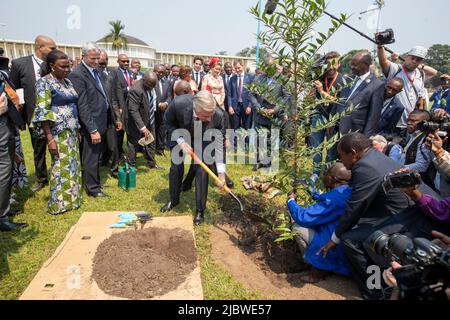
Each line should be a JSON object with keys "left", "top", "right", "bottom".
{"left": 31, "top": 49, "right": 81, "bottom": 215}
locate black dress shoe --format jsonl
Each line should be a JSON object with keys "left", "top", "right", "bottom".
{"left": 31, "top": 182, "right": 48, "bottom": 193}
{"left": 6, "top": 209, "right": 24, "bottom": 217}
{"left": 194, "top": 211, "right": 204, "bottom": 225}
{"left": 88, "top": 192, "right": 111, "bottom": 198}
{"left": 0, "top": 218, "right": 28, "bottom": 232}
{"left": 160, "top": 201, "right": 178, "bottom": 213}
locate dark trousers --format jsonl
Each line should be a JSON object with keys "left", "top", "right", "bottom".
{"left": 230, "top": 102, "right": 253, "bottom": 130}
{"left": 126, "top": 131, "right": 156, "bottom": 168}
{"left": 116, "top": 129, "right": 125, "bottom": 160}
{"left": 254, "top": 122, "right": 272, "bottom": 166}
{"left": 0, "top": 116, "right": 13, "bottom": 218}
{"left": 82, "top": 133, "right": 106, "bottom": 195}
{"left": 29, "top": 127, "right": 48, "bottom": 184}
{"left": 101, "top": 126, "right": 119, "bottom": 174}
{"left": 156, "top": 110, "right": 167, "bottom": 153}
{"left": 170, "top": 158, "right": 209, "bottom": 212}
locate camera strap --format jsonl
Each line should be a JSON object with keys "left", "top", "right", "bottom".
{"left": 395, "top": 66, "right": 423, "bottom": 108}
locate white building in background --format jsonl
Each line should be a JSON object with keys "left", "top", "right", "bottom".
{"left": 1, "top": 35, "right": 255, "bottom": 70}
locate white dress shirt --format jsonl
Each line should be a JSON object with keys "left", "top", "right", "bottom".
{"left": 32, "top": 54, "right": 44, "bottom": 81}
{"left": 348, "top": 71, "right": 371, "bottom": 100}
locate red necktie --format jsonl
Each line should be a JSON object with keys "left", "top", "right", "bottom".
{"left": 124, "top": 70, "right": 131, "bottom": 87}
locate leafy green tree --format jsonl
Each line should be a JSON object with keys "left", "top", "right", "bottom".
{"left": 106, "top": 20, "right": 128, "bottom": 56}
{"left": 247, "top": 0, "right": 355, "bottom": 241}
{"left": 426, "top": 44, "right": 450, "bottom": 75}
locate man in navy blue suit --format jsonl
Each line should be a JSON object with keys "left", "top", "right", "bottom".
{"left": 377, "top": 78, "right": 405, "bottom": 136}
{"left": 229, "top": 60, "right": 255, "bottom": 131}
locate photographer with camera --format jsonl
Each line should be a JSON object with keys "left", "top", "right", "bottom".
{"left": 309, "top": 51, "right": 348, "bottom": 175}
{"left": 377, "top": 42, "right": 437, "bottom": 136}
{"left": 430, "top": 74, "right": 449, "bottom": 112}
{"left": 401, "top": 110, "right": 437, "bottom": 190}
{"left": 402, "top": 131, "right": 450, "bottom": 201}
{"left": 375, "top": 230, "right": 450, "bottom": 300}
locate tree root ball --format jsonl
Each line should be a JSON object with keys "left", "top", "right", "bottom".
{"left": 92, "top": 228, "right": 197, "bottom": 299}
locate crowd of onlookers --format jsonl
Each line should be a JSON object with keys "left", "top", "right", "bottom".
{"left": 0, "top": 33, "right": 449, "bottom": 299}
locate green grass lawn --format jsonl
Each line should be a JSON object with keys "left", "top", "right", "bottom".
{"left": 0, "top": 131, "right": 267, "bottom": 300}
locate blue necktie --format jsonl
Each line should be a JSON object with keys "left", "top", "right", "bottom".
{"left": 93, "top": 69, "right": 109, "bottom": 111}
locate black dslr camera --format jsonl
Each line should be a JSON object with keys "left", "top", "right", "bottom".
{"left": 417, "top": 119, "right": 450, "bottom": 138}
{"left": 375, "top": 29, "right": 395, "bottom": 45}
{"left": 382, "top": 170, "right": 422, "bottom": 194}
{"left": 368, "top": 231, "right": 450, "bottom": 300}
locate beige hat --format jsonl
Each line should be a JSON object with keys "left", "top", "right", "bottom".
{"left": 407, "top": 46, "right": 428, "bottom": 59}
{"left": 193, "top": 90, "right": 216, "bottom": 113}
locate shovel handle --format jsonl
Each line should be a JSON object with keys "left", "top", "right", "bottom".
{"left": 188, "top": 149, "right": 231, "bottom": 194}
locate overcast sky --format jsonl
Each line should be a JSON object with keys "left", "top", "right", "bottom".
{"left": 0, "top": 0, "right": 447, "bottom": 56}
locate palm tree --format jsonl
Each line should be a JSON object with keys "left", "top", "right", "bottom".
{"left": 106, "top": 20, "right": 128, "bottom": 55}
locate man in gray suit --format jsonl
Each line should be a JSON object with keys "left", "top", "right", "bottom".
{"left": 69, "top": 43, "right": 112, "bottom": 198}
{"left": 249, "top": 59, "right": 291, "bottom": 170}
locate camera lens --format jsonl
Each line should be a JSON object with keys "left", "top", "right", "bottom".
{"left": 368, "top": 231, "right": 390, "bottom": 256}
{"left": 388, "top": 234, "right": 413, "bottom": 264}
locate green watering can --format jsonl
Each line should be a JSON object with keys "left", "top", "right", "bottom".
{"left": 118, "top": 162, "right": 136, "bottom": 191}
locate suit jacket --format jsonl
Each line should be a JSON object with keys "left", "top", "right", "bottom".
{"left": 112, "top": 68, "right": 133, "bottom": 116}
{"left": 68, "top": 63, "right": 111, "bottom": 136}
{"left": 0, "top": 69, "right": 25, "bottom": 130}
{"left": 378, "top": 95, "right": 405, "bottom": 135}
{"left": 164, "top": 94, "right": 224, "bottom": 151}
{"left": 155, "top": 78, "right": 173, "bottom": 123}
{"left": 126, "top": 79, "right": 157, "bottom": 144}
{"left": 191, "top": 70, "right": 206, "bottom": 91}
{"left": 230, "top": 72, "right": 255, "bottom": 111}
{"left": 99, "top": 70, "right": 121, "bottom": 124}
{"left": 249, "top": 74, "right": 291, "bottom": 127}
{"left": 335, "top": 148, "right": 413, "bottom": 238}
{"left": 10, "top": 55, "right": 37, "bottom": 124}
{"left": 222, "top": 73, "right": 233, "bottom": 109}
{"left": 335, "top": 73, "right": 384, "bottom": 136}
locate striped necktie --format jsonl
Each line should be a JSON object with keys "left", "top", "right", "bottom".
{"left": 147, "top": 90, "right": 155, "bottom": 127}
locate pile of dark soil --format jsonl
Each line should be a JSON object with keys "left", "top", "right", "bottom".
{"left": 219, "top": 193, "right": 306, "bottom": 275}
{"left": 92, "top": 228, "right": 197, "bottom": 299}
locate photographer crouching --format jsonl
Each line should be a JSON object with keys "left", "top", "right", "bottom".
{"left": 401, "top": 131, "right": 450, "bottom": 217}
